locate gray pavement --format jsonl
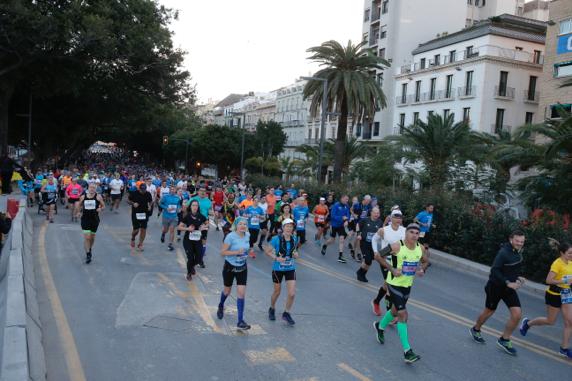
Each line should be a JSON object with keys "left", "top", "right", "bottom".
{"left": 32, "top": 201, "right": 572, "bottom": 381}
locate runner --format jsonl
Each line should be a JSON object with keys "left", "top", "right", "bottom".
{"left": 383, "top": 205, "right": 401, "bottom": 226}
{"left": 189, "top": 187, "right": 213, "bottom": 268}
{"left": 257, "top": 195, "right": 269, "bottom": 250}
{"left": 78, "top": 183, "right": 104, "bottom": 264}
{"left": 348, "top": 195, "right": 372, "bottom": 261}
{"left": 65, "top": 177, "right": 83, "bottom": 222}
{"left": 159, "top": 185, "right": 181, "bottom": 251}
{"left": 109, "top": 173, "right": 124, "bottom": 213}
{"left": 244, "top": 197, "right": 264, "bottom": 258}
{"left": 414, "top": 203, "right": 435, "bottom": 252}
{"left": 40, "top": 174, "right": 58, "bottom": 223}
{"left": 128, "top": 183, "right": 153, "bottom": 251}
{"left": 266, "top": 188, "right": 277, "bottom": 240}
{"left": 145, "top": 177, "right": 157, "bottom": 217}
{"left": 312, "top": 197, "right": 329, "bottom": 246}
{"left": 355, "top": 206, "right": 383, "bottom": 283}
{"left": 178, "top": 199, "right": 208, "bottom": 281}
{"left": 217, "top": 217, "right": 252, "bottom": 330}
{"left": 292, "top": 197, "right": 309, "bottom": 249}
{"left": 212, "top": 186, "right": 225, "bottom": 230}
{"left": 264, "top": 218, "right": 299, "bottom": 326}
{"left": 157, "top": 179, "right": 170, "bottom": 217}
{"left": 222, "top": 193, "right": 238, "bottom": 239}
{"left": 373, "top": 223, "right": 429, "bottom": 363}
{"left": 469, "top": 230, "right": 526, "bottom": 355}
{"left": 519, "top": 239, "right": 572, "bottom": 358}
{"left": 321, "top": 195, "right": 350, "bottom": 263}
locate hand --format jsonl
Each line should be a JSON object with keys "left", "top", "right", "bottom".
{"left": 416, "top": 269, "right": 425, "bottom": 277}
{"left": 517, "top": 276, "right": 526, "bottom": 285}
{"left": 391, "top": 268, "right": 402, "bottom": 277}
{"left": 133, "top": 203, "right": 139, "bottom": 208}
{"left": 189, "top": 225, "right": 195, "bottom": 231}
{"left": 276, "top": 256, "right": 286, "bottom": 263}
{"left": 357, "top": 235, "right": 362, "bottom": 240}
{"left": 292, "top": 251, "right": 299, "bottom": 258}
{"left": 506, "top": 282, "right": 520, "bottom": 290}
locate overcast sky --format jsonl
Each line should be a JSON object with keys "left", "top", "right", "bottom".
{"left": 160, "top": 0, "right": 363, "bottom": 103}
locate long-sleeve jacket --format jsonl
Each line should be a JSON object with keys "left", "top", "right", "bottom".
{"left": 489, "top": 242, "right": 523, "bottom": 287}
{"left": 330, "top": 202, "right": 350, "bottom": 228}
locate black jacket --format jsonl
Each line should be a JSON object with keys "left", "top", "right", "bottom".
{"left": 489, "top": 242, "right": 523, "bottom": 287}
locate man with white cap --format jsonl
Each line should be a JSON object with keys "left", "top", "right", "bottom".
{"left": 264, "top": 218, "right": 299, "bottom": 325}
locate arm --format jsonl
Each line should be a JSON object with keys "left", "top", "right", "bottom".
{"left": 377, "top": 243, "right": 401, "bottom": 276}
{"left": 372, "top": 228, "right": 384, "bottom": 255}
{"left": 0, "top": 215, "right": 12, "bottom": 234}
{"left": 490, "top": 251, "right": 521, "bottom": 289}
{"left": 220, "top": 242, "right": 243, "bottom": 257}
{"left": 96, "top": 195, "right": 105, "bottom": 212}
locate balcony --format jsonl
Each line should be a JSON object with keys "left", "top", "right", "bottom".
{"left": 523, "top": 90, "right": 540, "bottom": 104}
{"left": 491, "top": 124, "right": 512, "bottom": 134}
{"left": 458, "top": 86, "right": 476, "bottom": 98}
{"left": 369, "top": 31, "right": 379, "bottom": 46}
{"left": 494, "top": 86, "right": 515, "bottom": 100}
{"left": 371, "top": 8, "right": 381, "bottom": 24}
{"left": 304, "top": 138, "right": 319, "bottom": 146}
{"left": 436, "top": 89, "right": 455, "bottom": 101}
{"left": 395, "top": 95, "right": 409, "bottom": 106}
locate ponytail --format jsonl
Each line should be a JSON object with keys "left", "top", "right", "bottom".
{"left": 548, "top": 238, "right": 572, "bottom": 254}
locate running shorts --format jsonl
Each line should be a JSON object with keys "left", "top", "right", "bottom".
{"left": 81, "top": 217, "right": 100, "bottom": 233}
{"left": 131, "top": 213, "right": 149, "bottom": 229}
{"left": 361, "top": 240, "right": 374, "bottom": 266}
{"left": 222, "top": 261, "right": 247, "bottom": 287}
{"left": 484, "top": 281, "right": 521, "bottom": 310}
{"left": 386, "top": 284, "right": 411, "bottom": 311}
{"left": 545, "top": 291, "right": 561, "bottom": 309}
{"left": 296, "top": 230, "right": 306, "bottom": 245}
{"left": 162, "top": 216, "right": 178, "bottom": 228}
{"left": 272, "top": 270, "right": 296, "bottom": 283}
{"left": 330, "top": 226, "right": 347, "bottom": 238}
{"left": 248, "top": 228, "right": 260, "bottom": 246}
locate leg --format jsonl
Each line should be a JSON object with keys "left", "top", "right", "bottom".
{"left": 528, "top": 305, "right": 560, "bottom": 327}
{"left": 270, "top": 282, "right": 281, "bottom": 309}
{"left": 83, "top": 233, "right": 91, "bottom": 253}
{"left": 338, "top": 235, "right": 345, "bottom": 253}
{"left": 284, "top": 280, "right": 296, "bottom": 312}
{"left": 139, "top": 228, "right": 147, "bottom": 245}
{"left": 562, "top": 305, "right": 572, "bottom": 350}
{"left": 501, "top": 306, "right": 522, "bottom": 340}
{"left": 169, "top": 225, "right": 175, "bottom": 244}
{"left": 236, "top": 285, "right": 246, "bottom": 323}
{"left": 474, "top": 308, "right": 495, "bottom": 330}
{"left": 131, "top": 228, "right": 139, "bottom": 242}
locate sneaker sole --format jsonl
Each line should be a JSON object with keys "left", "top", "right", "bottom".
{"left": 373, "top": 322, "right": 384, "bottom": 344}
{"left": 237, "top": 326, "right": 251, "bottom": 331}
{"left": 404, "top": 356, "right": 420, "bottom": 364}
{"left": 519, "top": 318, "right": 529, "bottom": 336}
{"left": 469, "top": 328, "right": 486, "bottom": 344}
{"left": 496, "top": 341, "right": 517, "bottom": 356}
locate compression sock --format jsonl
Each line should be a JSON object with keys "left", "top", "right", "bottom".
{"left": 258, "top": 234, "right": 265, "bottom": 244}
{"left": 374, "top": 287, "right": 386, "bottom": 304}
{"left": 219, "top": 292, "right": 228, "bottom": 307}
{"left": 379, "top": 310, "right": 395, "bottom": 330}
{"left": 237, "top": 298, "right": 245, "bottom": 322}
{"left": 397, "top": 322, "right": 411, "bottom": 352}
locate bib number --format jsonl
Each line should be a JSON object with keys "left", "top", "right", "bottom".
{"left": 297, "top": 219, "right": 305, "bottom": 229}
{"left": 236, "top": 251, "right": 248, "bottom": 266}
{"left": 72, "top": 189, "right": 79, "bottom": 195}
{"left": 136, "top": 213, "right": 147, "bottom": 220}
{"left": 366, "top": 232, "right": 375, "bottom": 242}
{"left": 188, "top": 230, "right": 202, "bottom": 241}
{"left": 317, "top": 215, "right": 325, "bottom": 223}
{"left": 250, "top": 216, "right": 259, "bottom": 226}
{"left": 279, "top": 259, "right": 293, "bottom": 270}
{"left": 214, "top": 205, "right": 222, "bottom": 212}
{"left": 84, "top": 200, "right": 96, "bottom": 210}
{"left": 402, "top": 261, "right": 419, "bottom": 276}
{"left": 419, "top": 232, "right": 426, "bottom": 238}
{"left": 167, "top": 204, "right": 177, "bottom": 213}
{"left": 561, "top": 289, "right": 572, "bottom": 304}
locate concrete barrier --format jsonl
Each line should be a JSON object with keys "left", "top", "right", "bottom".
{"left": 0, "top": 197, "right": 46, "bottom": 381}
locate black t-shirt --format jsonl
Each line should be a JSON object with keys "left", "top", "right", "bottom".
{"left": 181, "top": 212, "right": 207, "bottom": 242}
{"left": 129, "top": 191, "right": 152, "bottom": 214}
{"left": 358, "top": 218, "right": 382, "bottom": 242}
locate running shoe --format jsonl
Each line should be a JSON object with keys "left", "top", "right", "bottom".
{"left": 356, "top": 269, "right": 368, "bottom": 283}
{"left": 282, "top": 312, "right": 295, "bottom": 326}
{"left": 373, "top": 321, "right": 384, "bottom": 344}
{"left": 404, "top": 349, "right": 421, "bottom": 363}
{"left": 559, "top": 347, "right": 572, "bottom": 359}
{"left": 237, "top": 321, "right": 251, "bottom": 330}
{"left": 216, "top": 305, "right": 224, "bottom": 319}
{"left": 168, "top": 243, "right": 174, "bottom": 251}
{"left": 497, "top": 337, "right": 517, "bottom": 355}
{"left": 268, "top": 307, "right": 276, "bottom": 321}
{"left": 371, "top": 301, "right": 381, "bottom": 316}
{"left": 85, "top": 252, "right": 92, "bottom": 264}
{"left": 199, "top": 263, "right": 206, "bottom": 269}
{"left": 130, "top": 240, "right": 135, "bottom": 248}
{"left": 321, "top": 245, "right": 327, "bottom": 256}
{"left": 137, "top": 243, "right": 144, "bottom": 252}
{"left": 186, "top": 273, "right": 192, "bottom": 281}
{"left": 190, "top": 267, "right": 196, "bottom": 275}
{"left": 160, "top": 233, "right": 165, "bottom": 243}
{"left": 469, "top": 327, "right": 486, "bottom": 344}
{"left": 519, "top": 317, "right": 530, "bottom": 336}
{"left": 338, "top": 256, "right": 347, "bottom": 264}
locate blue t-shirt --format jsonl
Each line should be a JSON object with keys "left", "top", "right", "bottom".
{"left": 224, "top": 231, "right": 251, "bottom": 267}
{"left": 160, "top": 194, "right": 181, "bottom": 219}
{"left": 245, "top": 206, "right": 264, "bottom": 230}
{"left": 415, "top": 211, "right": 433, "bottom": 233}
{"left": 152, "top": 179, "right": 161, "bottom": 187}
{"left": 292, "top": 206, "right": 309, "bottom": 231}
{"left": 287, "top": 188, "right": 298, "bottom": 199}
{"left": 190, "top": 195, "right": 212, "bottom": 219}
{"left": 270, "top": 235, "right": 298, "bottom": 272}
{"left": 274, "top": 189, "right": 283, "bottom": 197}
{"left": 127, "top": 179, "right": 137, "bottom": 192}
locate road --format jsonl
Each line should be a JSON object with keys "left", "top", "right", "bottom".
{"left": 31, "top": 201, "right": 572, "bottom": 381}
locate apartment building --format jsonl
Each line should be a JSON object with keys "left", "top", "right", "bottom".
{"left": 522, "top": 0, "right": 550, "bottom": 22}
{"left": 361, "top": 0, "right": 548, "bottom": 140}
{"left": 538, "top": 0, "right": 572, "bottom": 120}
{"left": 275, "top": 79, "right": 310, "bottom": 159}
{"left": 393, "top": 15, "right": 545, "bottom": 135}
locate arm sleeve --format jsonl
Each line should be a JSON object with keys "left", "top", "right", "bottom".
{"left": 490, "top": 251, "right": 508, "bottom": 284}
{"left": 371, "top": 231, "right": 381, "bottom": 252}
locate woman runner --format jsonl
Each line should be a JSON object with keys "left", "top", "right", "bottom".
{"left": 178, "top": 200, "right": 208, "bottom": 281}
{"left": 79, "top": 183, "right": 105, "bottom": 264}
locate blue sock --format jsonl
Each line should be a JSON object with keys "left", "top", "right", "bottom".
{"left": 219, "top": 292, "right": 228, "bottom": 307}
{"left": 237, "top": 298, "right": 245, "bottom": 322}
{"left": 201, "top": 245, "right": 206, "bottom": 257}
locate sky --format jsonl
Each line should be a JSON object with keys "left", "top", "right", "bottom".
{"left": 159, "top": 0, "right": 363, "bottom": 103}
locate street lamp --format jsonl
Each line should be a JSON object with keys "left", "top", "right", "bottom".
{"left": 230, "top": 111, "right": 246, "bottom": 179}
{"left": 301, "top": 76, "right": 328, "bottom": 184}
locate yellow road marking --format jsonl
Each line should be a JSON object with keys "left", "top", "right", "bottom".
{"left": 297, "top": 258, "right": 572, "bottom": 367}
{"left": 243, "top": 347, "right": 295, "bottom": 365}
{"left": 337, "top": 363, "right": 371, "bottom": 381}
{"left": 37, "top": 222, "right": 87, "bottom": 381}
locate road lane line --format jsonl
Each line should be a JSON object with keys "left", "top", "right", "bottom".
{"left": 337, "top": 363, "right": 372, "bottom": 381}
{"left": 297, "top": 258, "right": 572, "bottom": 367}
{"left": 243, "top": 347, "right": 295, "bottom": 365}
{"left": 37, "top": 222, "right": 87, "bottom": 381}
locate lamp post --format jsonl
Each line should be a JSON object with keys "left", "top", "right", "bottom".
{"left": 302, "top": 76, "right": 328, "bottom": 184}
{"left": 230, "top": 111, "right": 246, "bottom": 179}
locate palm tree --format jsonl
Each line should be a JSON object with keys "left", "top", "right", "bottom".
{"left": 323, "top": 137, "right": 369, "bottom": 178}
{"left": 303, "top": 40, "right": 389, "bottom": 183}
{"left": 279, "top": 157, "right": 301, "bottom": 183}
{"left": 389, "top": 113, "right": 476, "bottom": 189}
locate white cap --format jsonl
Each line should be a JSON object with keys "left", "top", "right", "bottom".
{"left": 391, "top": 209, "right": 403, "bottom": 217}
{"left": 282, "top": 218, "right": 295, "bottom": 227}
{"left": 319, "top": 197, "right": 326, "bottom": 201}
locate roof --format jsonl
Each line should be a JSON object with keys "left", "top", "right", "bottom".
{"left": 214, "top": 94, "right": 247, "bottom": 108}
{"left": 412, "top": 14, "right": 546, "bottom": 55}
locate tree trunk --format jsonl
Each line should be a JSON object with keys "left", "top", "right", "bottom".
{"left": 333, "top": 99, "right": 348, "bottom": 183}
{"left": 0, "top": 82, "right": 15, "bottom": 156}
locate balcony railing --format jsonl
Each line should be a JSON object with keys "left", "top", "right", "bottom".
{"left": 369, "top": 31, "right": 379, "bottom": 46}
{"left": 458, "top": 86, "right": 476, "bottom": 98}
{"left": 523, "top": 90, "right": 540, "bottom": 103}
{"left": 395, "top": 95, "right": 409, "bottom": 106}
{"left": 494, "top": 86, "right": 515, "bottom": 99}
{"left": 492, "top": 124, "right": 512, "bottom": 134}
{"left": 436, "top": 89, "right": 455, "bottom": 101}
{"left": 304, "top": 138, "right": 319, "bottom": 145}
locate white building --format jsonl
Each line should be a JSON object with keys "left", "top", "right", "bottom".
{"left": 361, "top": 0, "right": 546, "bottom": 140}
{"left": 275, "top": 79, "right": 310, "bottom": 160}
{"left": 392, "top": 15, "right": 545, "bottom": 135}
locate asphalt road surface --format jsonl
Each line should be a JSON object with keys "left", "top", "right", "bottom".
{"left": 31, "top": 201, "right": 572, "bottom": 381}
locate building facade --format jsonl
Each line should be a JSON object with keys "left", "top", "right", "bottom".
{"left": 275, "top": 79, "right": 309, "bottom": 160}
{"left": 393, "top": 15, "right": 545, "bottom": 135}
{"left": 538, "top": 0, "right": 572, "bottom": 120}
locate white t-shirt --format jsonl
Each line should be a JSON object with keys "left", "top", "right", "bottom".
{"left": 159, "top": 186, "right": 169, "bottom": 198}
{"left": 110, "top": 179, "right": 124, "bottom": 195}
{"left": 146, "top": 184, "right": 157, "bottom": 202}
{"left": 381, "top": 225, "right": 406, "bottom": 249}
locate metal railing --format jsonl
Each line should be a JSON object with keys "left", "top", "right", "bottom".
{"left": 523, "top": 90, "right": 540, "bottom": 103}
{"left": 492, "top": 124, "right": 512, "bottom": 134}
{"left": 494, "top": 86, "right": 515, "bottom": 99}
{"left": 395, "top": 95, "right": 409, "bottom": 106}
{"left": 458, "top": 86, "right": 476, "bottom": 98}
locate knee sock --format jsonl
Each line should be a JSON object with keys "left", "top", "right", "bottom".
{"left": 219, "top": 292, "right": 228, "bottom": 307}
{"left": 237, "top": 298, "right": 245, "bottom": 322}
{"left": 258, "top": 234, "right": 265, "bottom": 245}
{"left": 379, "top": 310, "right": 395, "bottom": 330}
{"left": 374, "top": 286, "right": 386, "bottom": 304}
{"left": 397, "top": 322, "right": 411, "bottom": 352}
{"left": 201, "top": 245, "right": 206, "bottom": 257}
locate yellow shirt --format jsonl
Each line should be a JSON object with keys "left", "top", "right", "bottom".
{"left": 546, "top": 257, "right": 572, "bottom": 296}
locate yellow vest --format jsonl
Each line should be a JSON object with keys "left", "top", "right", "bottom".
{"left": 387, "top": 240, "right": 423, "bottom": 288}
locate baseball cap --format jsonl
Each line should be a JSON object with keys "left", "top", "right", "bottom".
{"left": 319, "top": 197, "right": 326, "bottom": 201}
{"left": 406, "top": 223, "right": 421, "bottom": 231}
{"left": 391, "top": 210, "right": 403, "bottom": 217}
{"left": 281, "top": 218, "right": 295, "bottom": 227}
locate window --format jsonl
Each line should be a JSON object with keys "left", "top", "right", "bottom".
{"left": 379, "top": 48, "right": 386, "bottom": 59}
{"left": 560, "top": 18, "right": 572, "bottom": 35}
{"left": 420, "top": 58, "right": 426, "bottom": 69}
{"left": 399, "top": 113, "right": 406, "bottom": 134}
{"left": 465, "top": 70, "right": 474, "bottom": 95}
{"left": 308, "top": 129, "right": 312, "bottom": 139}
{"left": 466, "top": 45, "right": 474, "bottom": 58}
{"left": 413, "top": 112, "right": 419, "bottom": 125}
{"left": 428, "top": 110, "right": 434, "bottom": 118}
{"left": 467, "top": 0, "right": 472, "bottom": 4}
{"left": 550, "top": 104, "right": 572, "bottom": 118}
{"left": 315, "top": 128, "right": 319, "bottom": 140}
{"left": 515, "top": 46, "right": 523, "bottom": 51}
{"left": 377, "top": 72, "right": 384, "bottom": 87}
{"left": 443, "top": 109, "right": 451, "bottom": 119}
{"left": 525, "top": 112, "right": 534, "bottom": 125}
{"left": 463, "top": 107, "right": 471, "bottom": 122}
{"left": 382, "top": 1, "right": 389, "bottom": 14}
{"left": 527, "top": 76, "right": 537, "bottom": 101}
{"left": 373, "top": 122, "right": 380, "bottom": 137}
{"left": 498, "top": 71, "right": 508, "bottom": 96}
{"left": 433, "top": 54, "right": 440, "bottom": 66}
{"left": 533, "top": 50, "right": 542, "bottom": 64}
{"left": 380, "top": 26, "right": 387, "bottom": 39}
{"left": 363, "top": 33, "right": 369, "bottom": 44}
{"left": 364, "top": 9, "right": 370, "bottom": 22}
{"left": 429, "top": 78, "right": 436, "bottom": 100}
{"left": 449, "top": 50, "right": 456, "bottom": 63}
{"left": 414, "top": 80, "right": 421, "bottom": 102}
{"left": 331, "top": 127, "right": 335, "bottom": 139}
{"left": 401, "top": 83, "right": 408, "bottom": 103}
{"left": 495, "top": 108, "right": 505, "bottom": 134}
{"left": 554, "top": 61, "right": 572, "bottom": 78}
{"left": 445, "top": 75, "right": 453, "bottom": 98}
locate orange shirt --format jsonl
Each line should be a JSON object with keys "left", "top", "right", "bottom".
{"left": 62, "top": 176, "right": 72, "bottom": 187}
{"left": 313, "top": 204, "right": 329, "bottom": 224}
{"left": 239, "top": 199, "right": 254, "bottom": 209}
{"left": 135, "top": 180, "right": 144, "bottom": 189}
{"left": 266, "top": 194, "right": 276, "bottom": 214}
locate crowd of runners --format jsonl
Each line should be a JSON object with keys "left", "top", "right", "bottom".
{"left": 16, "top": 156, "right": 572, "bottom": 364}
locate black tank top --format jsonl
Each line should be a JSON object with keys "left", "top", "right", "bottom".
{"left": 82, "top": 193, "right": 100, "bottom": 219}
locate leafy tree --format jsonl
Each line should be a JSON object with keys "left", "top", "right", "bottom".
{"left": 253, "top": 120, "right": 287, "bottom": 158}
{"left": 350, "top": 141, "right": 398, "bottom": 188}
{"left": 303, "top": 40, "right": 389, "bottom": 183}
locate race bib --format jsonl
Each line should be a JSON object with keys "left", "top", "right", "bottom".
{"left": 317, "top": 215, "right": 325, "bottom": 223}
{"left": 279, "top": 259, "right": 293, "bottom": 270}
{"left": 360, "top": 210, "right": 368, "bottom": 219}
{"left": 188, "top": 230, "right": 202, "bottom": 241}
{"left": 236, "top": 251, "right": 248, "bottom": 266}
{"left": 167, "top": 204, "right": 177, "bottom": 213}
{"left": 135, "top": 213, "right": 147, "bottom": 220}
{"left": 214, "top": 205, "right": 222, "bottom": 212}
{"left": 402, "top": 261, "right": 419, "bottom": 276}
{"left": 561, "top": 289, "right": 572, "bottom": 304}
{"left": 48, "top": 192, "right": 56, "bottom": 199}
{"left": 366, "top": 232, "right": 375, "bottom": 242}
{"left": 84, "top": 200, "right": 96, "bottom": 210}
{"left": 72, "top": 189, "right": 79, "bottom": 195}
{"left": 250, "top": 216, "right": 259, "bottom": 226}
{"left": 297, "top": 219, "right": 305, "bottom": 229}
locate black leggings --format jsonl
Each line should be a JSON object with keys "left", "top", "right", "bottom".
{"left": 184, "top": 241, "right": 202, "bottom": 274}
